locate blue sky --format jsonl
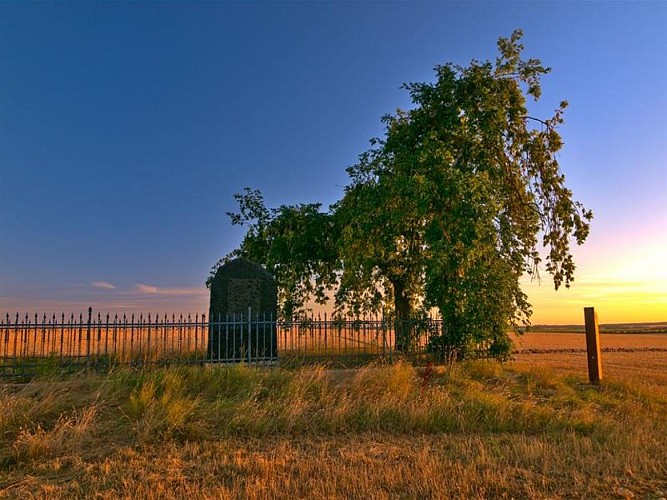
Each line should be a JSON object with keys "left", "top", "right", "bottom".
{"left": 1, "top": 2, "right": 665, "bottom": 322}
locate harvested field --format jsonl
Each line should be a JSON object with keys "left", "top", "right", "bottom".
{"left": 512, "top": 331, "right": 667, "bottom": 351}
{"left": 511, "top": 332, "right": 667, "bottom": 391}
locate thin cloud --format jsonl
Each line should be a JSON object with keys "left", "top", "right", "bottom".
{"left": 133, "top": 284, "right": 206, "bottom": 297}
{"left": 135, "top": 284, "right": 159, "bottom": 294}
{"left": 91, "top": 281, "right": 116, "bottom": 290}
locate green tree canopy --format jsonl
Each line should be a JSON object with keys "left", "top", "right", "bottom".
{"left": 336, "top": 29, "right": 591, "bottom": 356}
{"left": 213, "top": 30, "right": 592, "bottom": 358}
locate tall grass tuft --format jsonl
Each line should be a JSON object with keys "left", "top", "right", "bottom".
{"left": 13, "top": 404, "right": 98, "bottom": 463}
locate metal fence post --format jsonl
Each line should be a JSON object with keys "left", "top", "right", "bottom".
{"left": 0, "top": 310, "right": 463, "bottom": 374}
{"left": 86, "top": 306, "right": 92, "bottom": 367}
{"left": 248, "top": 307, "right": 252, "bottom": 364}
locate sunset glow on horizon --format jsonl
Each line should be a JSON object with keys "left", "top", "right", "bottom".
{"left": 521, "top": 223, "right": 667, "bottom": 324}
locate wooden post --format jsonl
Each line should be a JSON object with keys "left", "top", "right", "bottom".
{"left": 584, "top": 307, "right": 603, "bottom": 384}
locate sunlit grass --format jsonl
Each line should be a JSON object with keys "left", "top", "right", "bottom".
{"left": 0, "top": 356, "right": 666, "bottom": 498}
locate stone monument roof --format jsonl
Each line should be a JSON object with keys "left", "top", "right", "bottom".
{"left": 212, "top": 257, "right": 274, "bottom": 281}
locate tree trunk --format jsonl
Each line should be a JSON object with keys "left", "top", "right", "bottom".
{"left": 393, "top": 280, "right": 411, "bottom": 352}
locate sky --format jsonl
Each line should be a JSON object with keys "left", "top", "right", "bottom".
{"left": 0, "top": 1, "right": 665, "bottom": 324}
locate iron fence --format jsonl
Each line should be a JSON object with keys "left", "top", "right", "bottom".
{"left": 0, "top": 308, "right": 470, "bottom": 377}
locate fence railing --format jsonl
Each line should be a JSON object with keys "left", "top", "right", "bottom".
{"left": 0, "top": 309, "right": 471, "bottom": 377}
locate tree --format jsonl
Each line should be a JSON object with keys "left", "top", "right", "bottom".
{"left": 214, "top": 30, "right": 592, "bottom": 358}
{"left": 337, "top": 29, "right": 592, "bottom": 357}
{"left": 208, "top": 188, "right": 339, "bottom": 320}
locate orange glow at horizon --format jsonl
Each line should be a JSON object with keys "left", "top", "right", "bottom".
{"left": 522, "top": 279, "right": 667, "bottom": 325}
{"left": 524, "top": 233, "right": 667, "bottom": 325}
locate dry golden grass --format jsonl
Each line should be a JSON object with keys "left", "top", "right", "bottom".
{"left": 512, "top": 333, "right": 667, "bottom": 393}
{"left": 4, "top": 434, "right": 665, "bottom": 499}
{"left": 513, "top": 331, "right": 667, "bottom": 350}
{"left": 1, "top": 346, "right": 666, "bottom": 499}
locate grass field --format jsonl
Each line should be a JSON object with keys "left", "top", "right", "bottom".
{"left": 0, "top": 334, "right": 666, "bottom": 499}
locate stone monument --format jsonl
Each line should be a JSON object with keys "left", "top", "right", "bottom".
{"left": 208, "top": 257, "right": 278, "bottom": 361}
